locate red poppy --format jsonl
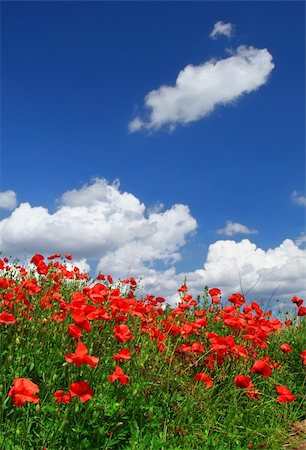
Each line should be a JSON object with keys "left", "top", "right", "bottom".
{"left": 8, "top": 378, "right": 39, "bottom": 406}
{"left": 194, "top": 372, "right": 213, "bottom": 388}
{"left": 54, "top": 390, "right": 71, "bottom": 404}
{"left": 280, "top": 343, "right": 293, "bottom": 353}
{"left": 48, "top": 253, "right": 61, "bottom": 260}
{"left": 108, "top": 366, "right": 129, "bottom": 385}
{"left": 113, "top": 324, "right": 133, "bottom": 343}
{"left": 69, "top": 381, "right": 93, "bottom": 402}
{"left": 234, "top": 374, "right": 253, "bottom": 388}
{"left": 65, "top": 340, "right": 99, "bottom": 368}
{"left": 297, "top": 306, "right": 306, "bottom": 316}
{"left": 113, "top": 348, "right": 131, "bottom": 361}
{"left": 250, "top": 360, "right": 272, "bottom": 377}
{"left": 65, "top": 254, "right": 73, "bottom": 260}
{"left": 30, "top": 254, "right": 44, "bottom": 265}
{"left": 0, "top": 312, "right": 16, "bottom": 325}
{"left": 228, "top": 293, "right": 245, "bottom": 307}
{"left": 300, "top": 350, "right": 306, "bottom": 365}
{"left": 276, "top": 385, "right": 295, "bottom": 403}
{"left": 292, "top": 296, "right": 303, "bottom": 307}
{"left": 208, "top": 288, "right": 221, "bottom": 297}
{"left": 67, "top": 324, "right": 83, "bottom": 338}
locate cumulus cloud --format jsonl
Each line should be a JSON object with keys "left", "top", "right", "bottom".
{"left": 291, "top": 190, "right": 306, "bottom": 206}
{"left": 0, "top": 178, "right": 197, "bottom": 265}
{"left": 217, "top": 221, "right": 258, "bottom": 236}
{"left": 0, "top": 190, "right": 17, "bottom": 210}
{"left": 134, "top": 239, "right": 306, "bottom": 309}
{"left": 0, "top": 180, "right": 304, "bottom": 309}
{"left": 129, "top": 45, "right": 274, "bottom": 132}
{"left": 210, "top": 21, "right": 234, "bottom": 39}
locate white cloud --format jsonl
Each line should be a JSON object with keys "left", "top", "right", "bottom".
{"left": 210, "top": 21, "right": 234, "bottom": 39}
{"left": 0, "top": 178, "right": 197, "bottom": 264}
{"left": 128, "top": 117, "right": 144, "bottom": 133}
{"left": 129, "top": 45, "right": 274, "bottom": 132}
{"left": 217, "top": 221, "right": 258, "bottom": 236}
{"left": 0, "top": 190, "right": 17, "bottom": 210}
{"left": 135, "top": 239, "right": 306, "bottom": 309}
{"left": 0, "top": 180, "right": 304, "bottom": 310}
{"left": 291, "top": 190, "right": 306, "bottom": 206}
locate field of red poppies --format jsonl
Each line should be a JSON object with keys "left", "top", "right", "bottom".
{"left": 0, "top": 253, "right": 305, "bottom": 449}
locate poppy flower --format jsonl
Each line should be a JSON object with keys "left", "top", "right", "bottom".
{"left": 300, "top": 350, "right": 306, "bottom": 365}
{"left": 250, "top": 360, "right": 272, "bottom": 377}
{"left": 65, "top": 340, "right": 99, "bottom": 368}
{"left": 108, "top": 366, "right": 129, "bottom": 385}
{"left": 276, "top": 385, "right": 295, "bottom": 403}
{"left": 280, "top": 343, "right": 293, "bottom": 353}
{"left": 234, "top": 375, "right": 253, "bottom": 388}
{"left": 65, "top": 254, "right": 73, "bottom": 260}
{"left": 292, "top": 296, "right": 303, "bottom": 307}
{"left": 67, "top": 324, "right": 83, "bottom": 338}
{"left": 8, "top": 378, "right": 39, "bottom": 406}
{"left": 54, "top": 390, "right": 71, "bottom": 404}
{"left": 48, "top": 253, "right": 61, "bottom": 260}
{"left": 297, "top": 306, "right": 306, "bottom": 316}
{"left": 0, "top": 312, "right": 16, "bottom": 325}
{"left": 30, "top": 254, "right": 45, "bottom": 265}
{"left": 208, "top": 288, "right": 221, "bottom": 297}
{"left": 194, "top": 372, "right": 213, "bottom": 388}
{"left": 113, "top": 324, "right": 133, "bottom": 343}
{"left": 228, "top": 293, "right": 245, "bottom": 307}
{"left": 113, "top": 348, "right": 131, "bottom": 361}
{"left": 69, "top": 381, "right": 93, "bottom": 403}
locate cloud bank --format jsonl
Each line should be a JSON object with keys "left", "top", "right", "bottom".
{"left": 129, "top": 45, "right": 274, "bottom": 132}
{"left": 0, "top": 179, "right": 305, "bottom": 308}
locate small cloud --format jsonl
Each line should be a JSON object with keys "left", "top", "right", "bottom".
{"left": 217, "top": 221, "right": 258, "bottom": 236}
{"left": 128, "top": 117, "right": 144, "bottom": 133}
{"left": 291, "top": 190, "right": 306, "bottom": 206}
{"left": 0, "top": 190, "right": 17, "bottom": 210}
{"left": 210, "top": 21, "right": 234, "bottom": 39}
{"left": 129, "top": 45, "right": 274, "bottom": 132}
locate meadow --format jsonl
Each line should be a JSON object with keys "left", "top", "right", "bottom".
{"left": 0, "top": 253, "right": 305, "bottom": 449}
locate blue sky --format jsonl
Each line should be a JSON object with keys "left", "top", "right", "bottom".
{"left": 1, "top": 1, "right": 305, "bottom": 307}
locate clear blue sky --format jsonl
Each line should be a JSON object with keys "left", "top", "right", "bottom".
{"left": 1, "top": 1, "right": 305, "bottom": 306}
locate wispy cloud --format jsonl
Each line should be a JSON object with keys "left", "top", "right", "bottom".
{"left": 217, "top": 221, "right": 258, "bottom": 236}
{"left": 291, "top": 190, "right": 306, "bottom": 206}
{"left": 129, "top": 45, "right": 274, "bottom": 132}
{"left": 0, "top": 190, "right": 17, "bottom": 210}
{"left": 209, "top": 21, "right": 234, "bottom": 39}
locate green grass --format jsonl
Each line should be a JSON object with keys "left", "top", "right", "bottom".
{"left": 0, "top": 254, "right": 305, "bottom": 449}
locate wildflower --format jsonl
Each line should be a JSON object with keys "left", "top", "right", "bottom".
{"left": 113, "top": 324, "right": 133, "bottom": 343}
{"left": 0, "top": 312, "right": 16, "bottom": 325}
{"left": 65, "top": 340, "right": 99, "bottom": 368}
{"left": 234, "top": 374, "right": 253, "bottom": 388}
{"left": 54, "top": 390, "right": 71, "bottom": 404}
{"left": 65, "top": 254, "right": 73, "bottom": 260}
{"left": 109, "top": 366, "right": 129, "bottom": 385}
{"left": 297, "top": 306, "right": 306, "bottom": 316}
{"left": 276, "top": 385, "right": 295, "bottom": 403}
{"left": 292, "top": 296, "right": 303, "bottom": 307}
{"left": 8, "top": 378, "right": 39, "bottom": 406}
{"left": 67, "top": 324, "right": 83, "bottom": 338}
{"left": 280, "top": 343, "right": 293, "bottom": 353}
{"left": 300, "top": 350, "right": 306, "bottom": 365}
{"left": 194, "top": 372, "right": 213, "bottom": 388}
{"left": 228, "top": 293, "right": 245, "bottom": 307}
{"left": 250, "top": 359, "right": 272, "bottom": 377}
{"left": 208, "top": 288, "right": 221, "bottom": 297}
{"left": 113, "top": 348, "right": 131, "bottom": 361}
{"left": 69, "top": 381, "right": 93, "bottom": 402}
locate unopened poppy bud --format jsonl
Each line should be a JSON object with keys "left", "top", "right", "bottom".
{"left": 15, "top": 337, "right": 20, "bottom": 345}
